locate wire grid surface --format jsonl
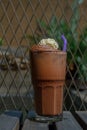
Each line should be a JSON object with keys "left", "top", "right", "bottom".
{"left": 0, "top": 0, "right": 87, "bottom": 113}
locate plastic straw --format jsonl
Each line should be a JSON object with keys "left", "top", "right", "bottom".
{"left": 61, "top": 35, "right": 67, "bottom": 52}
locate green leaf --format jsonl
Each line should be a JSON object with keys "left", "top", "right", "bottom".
{"left": 50, "top": 16, "right": 58, "bottom": 28}
{"left": 72, "top": 0, "right": 83, "bottom": 10}
{"left": 70, "top": 9, "right": 79, "bottom": 35}
{"left": 77, "top": 57, "right": 81, "bottom": 62}
{"left": 0, "top": 38, "right": 3, "bottom": 46}
{"left": 37, "top": 20, "right": 47, "bottom": 30}
{"left": 72, "top": 0, "right": 78, "bottom": 10}
{"left": 78, "top": 0, "right": 84, "bottom": 4}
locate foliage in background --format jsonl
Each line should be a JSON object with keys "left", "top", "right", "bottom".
{"left": 0, "top": 38, "right": 3, "bottom": 46}
{"left": 26, "top": 0, "right": 87, "bottom": 81}
{"left": 77, "top": 28, "right": 87, "bottom": 81}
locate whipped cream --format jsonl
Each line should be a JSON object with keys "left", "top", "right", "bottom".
{"left": 39, "top": 38, "right": 59, "bottom": 49}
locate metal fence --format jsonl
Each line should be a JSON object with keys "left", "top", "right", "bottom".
{"left": 0, "top": 0, "right": 87, "bottom": 113}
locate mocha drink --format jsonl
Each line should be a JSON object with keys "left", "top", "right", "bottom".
{"left": 30, "top": 39, "right": 66, "bottom": 116}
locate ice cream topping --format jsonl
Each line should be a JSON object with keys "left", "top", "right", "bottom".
{"left": 39, "top": 38, "right": 59, "bottom": 49}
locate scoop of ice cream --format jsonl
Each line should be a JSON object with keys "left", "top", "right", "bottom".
{"left": 39, "top": 38, "right": 59, "bottom": 49}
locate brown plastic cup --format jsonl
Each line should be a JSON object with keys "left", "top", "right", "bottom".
{"left": 30, "top": 45, "right": 66, "bottom": 116}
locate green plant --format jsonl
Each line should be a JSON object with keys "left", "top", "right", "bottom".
{"left": 76, "top": 28, "right": 87, "bottom": 81}
{"left": 26, "top": 0, "right": 87, "bottom": 81}
{"left": 0, "top": 38, "right": 3, "bottom": 46}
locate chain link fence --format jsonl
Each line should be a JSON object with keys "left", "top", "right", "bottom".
{"left": 0, "top": 0, "right": 87, "bottom": 114}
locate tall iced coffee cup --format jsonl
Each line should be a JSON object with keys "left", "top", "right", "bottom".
{"left": 30, "top": 38, "right": 66, "bottom": 116}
